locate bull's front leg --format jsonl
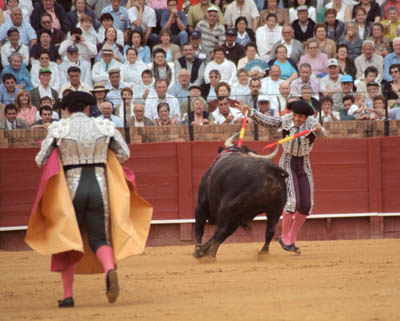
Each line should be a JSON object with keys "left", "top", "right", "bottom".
{"left": 193, "top": 209, "right": 207, "bottom": 257}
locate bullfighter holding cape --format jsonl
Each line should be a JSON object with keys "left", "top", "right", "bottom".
{"left": 25, "top": 91, "right": 153, "bottom": 307}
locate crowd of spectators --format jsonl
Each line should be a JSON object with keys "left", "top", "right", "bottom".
{"left": 1, "top": 0, "right": 400, "bottom": 131}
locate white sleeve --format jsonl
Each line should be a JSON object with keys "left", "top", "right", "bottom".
{"left": 127, "top": 7, "right": 138, "bottom": 23}
{"left": 0, "top": 46, "right": 7, "bottom": 67}
{"left": 348, "top": 105, "right": 358, "bottom": 116}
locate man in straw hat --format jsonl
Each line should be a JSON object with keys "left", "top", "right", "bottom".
{"left": 26, "top": 91, "right": 152, "bottom": 307}
{"left": 240, "top": 99, "right": 326, "bottom": 254}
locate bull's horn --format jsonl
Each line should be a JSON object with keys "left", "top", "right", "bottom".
{"left": 224, "top": 132, "right": 240, "bottom": 148}
{"left": 248, "top": 144, "right": 280, "bottom": 160}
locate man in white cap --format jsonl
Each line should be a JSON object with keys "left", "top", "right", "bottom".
{"left": 320, "top": 58, "right": 342, "bottom": 111}
{"left": 105, "top": 68, "right": 129, "bottom": 118}
{"left": 59, "top": 45, "right": 93, "bottom": 87}
{"left": 257, "top": 95, "right": 276, "bottom": 116}
{"left": 195, "top": 7, "right": 225, "bottom": 55}
{"left": 92, "top": 44, "right": 122, "bottom": 85}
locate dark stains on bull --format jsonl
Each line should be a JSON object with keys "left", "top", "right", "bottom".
{"left": 193, "top": 140, "right": 288, "bottom": 260}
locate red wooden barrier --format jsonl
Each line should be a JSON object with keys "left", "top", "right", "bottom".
{"left": 1, "top": 137, "right": 400, "bottom": 250}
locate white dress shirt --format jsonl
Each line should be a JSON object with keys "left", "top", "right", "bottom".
{"left": 211, "top": 107, "right": 242, "bottom": 124}
{"left": 92, "top": 59, "right": 122, "bottom": 85}
{"left": 144, "top": 93, "right": 181, "bottom": 121}
{"left": 256, "top": 25, "right": 282, "bottom": 57}
{"left": 204, "top": 59, "right": 237, "bottom": 84}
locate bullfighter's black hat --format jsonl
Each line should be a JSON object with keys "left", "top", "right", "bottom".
{"left": 288, "top": 100, "right": 314, "bottom": 116}
{"left": 60, "top": 91, "right": 96, "bottom": 111}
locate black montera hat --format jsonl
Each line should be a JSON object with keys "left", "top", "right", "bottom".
{"left": 288, "top": 100, "right": 314, "bottom": 116}
{"left": 60, "top": 91, "right": 96, "bottom": 110}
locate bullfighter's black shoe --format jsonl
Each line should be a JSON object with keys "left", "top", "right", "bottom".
{"left": 279, "top": 237, "right": 297, "bottom": 252}
{"left": 106, "top": 269, "right": 120, "bottom": 304}
{"left": 58, "top": 297, "right": 74, "bottom": 308}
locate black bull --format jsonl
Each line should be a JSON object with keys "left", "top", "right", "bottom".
{"left": 193, "top": 138, "right": 288, "bottom": 259}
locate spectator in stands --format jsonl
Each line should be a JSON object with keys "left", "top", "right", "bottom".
{"left": 153, "top": 30, "right": 182, "bottom": 62}
{"left": 222, "top": 28, "right": 245, "bottom": 66}
{"left": 338, "top": 74, "right": 355, "bottom": 102}
{"left": 187, "top": 0, "right": 225, "bottom": 33}
{"left": 95, "top": 26, "right": 124, "bottom": 62}
{"left": 388, "top": 102, "right": 400, "bottom": 119}
{"left": 1, "top": 53, "right": 31, "bottom": 90}
{"left": 300, "top": 84, "right": 319, "bottom": 114}
{"left": 0, "top": 28, "right": 28, "bottom": 67}
{"left": 120, "top": 86, "right": 134, "bottom": 121}
{"left": 355, "top": 40, "right": 383, "bottom": 83}
{"left": 89, "top": 82, "right": 108, "bottom": 117}
{"left": 325, "top": 8, "right": 345, "bottom": 42}
{"left": 146, "top": 0, "right": 167, "bottom": 27}
{"left": 155, "top": 102, "right": 177, "bottom": 125}
{"left": 97, "top": 13, "right": 124, "bottom": 47}
{"left": 268, "top": 44, "right": 298, "bottom": 82}
{"left": 369, "top": 95, "right": 386, "bottom": 120}
{"left": 211, "top": 96, "right": 242, "bottom": 124}
{"left": 259, "top": 0, "right": 289, "bottom": 27}
{"left": 30, "top": 0, "right": 72, "bottom": 33}
{"left": 76, "top": 14, "right": 98, "bottom": 46}
{"left": 237, "top": 42, "right": 267, "bottom": 78}
{"left": 87, "top": 0, "right": 112, "bottom": 19}
{"left": 315, "top": 23, "right": 336, "bottom": 59}
{"left": 384, "top": 37, "right": 400, "bottom": 82}
{"left": 291, "top": 5, "right": 315, "bottom": 44}
{"left": 127, "top": 0, "right": 156, "bottom": 45}
{"left": 30, "top": 67, "right": 58, "bottom": 109}
{"left": 159, "top": 0, "right": 188, "bottom": 48}
{"left": 30, "top": 29, "right": 61, "bottom": 64}
{"left": 270, "top": 80, "right": 290, "bottom": 114}
{"left": 189, "top": 30, "right": 209, "bottom": 62}
{"left": 125, "top": 28, "right": 151, "bottom": 64}
{"left": 105, "top": 68, "right": 128, "bottom": 115}
{"left": 15, "top": 89, "right": 36, "bottom": 125}
{"left": 0, "top": 7, "right": 37, "bottom": 47}
{"left": 132, "top": 69, "right": 156, "bottom": 104}
{"left": 184, "top": 96, "right": 210, "bottom": 125}
{"left": 208, "top": 81, "right": 239, "bottom": 112}
{"left": 298, "top": 38, "right": 328, "bottom": 78}
{"left": 270, "top": 25, "right": 303, "bottom": 64}
{"left": 290, "top": 63, "right": 319, "bottom": 99}
{"left": 224, "top": 0, "right": 260, "bottom": 31}
{"left": 92, "top": 45, "right": 122, "bottom": 85}
{"left": 168, "top": 69, "right": 190, "bottom": 104}
{"left": 59, "top": 45, "right": 92, "bottom": 88}
{"left": 365, "top": 81, "right": 380, "bottom": 108}
{"left": 318, "top": 96, "right": 339, "bottom": 123}
{"left": 60, "top": 66, "right": 92, "bottom": 95}
{"left": 347, "top": 93, "right": 372, "bottom": 119}
{"left": 256, "top": 13, "right": 282, "bottom": 60}
{"left": 320, "top": 58, "right": 342, "bottom": 111}
{"left": 195, "top": 7, "right": 225, "bottom": 55}
{"left": 351, "top": 0, "right": 381, "bottom": 24}
{"left": 339, "top": 21, "right": 362, "bottom": 60}
{"left": 68, "top": 0, "right": 98, "bottom": 30}
{"left": 382, "top": 6, "right": 400, "bottom": 42}
{"left": 149, "top": 48, "right": 175, "bottom": 87}
{"left": 0, "top": 103, "right": 28, "bottom": 129}
{"left": 382, "top": 64, "right": 400, "bottom": 104}
{"left": 4, "top": 0, "right": 30, "bottom": 23}
{"left": 356, "top": 66, "right": 379, "bottom": 95}
{"left": 257, "top": 95, "right": 276, "bottom": 115}
{"left": 353, "top": 7, "right": 371, "bottom": 40}
{"left": 60, "top": 27, "right": 97, "bottom": 62}
{"left": 101, "top": 0, "right": 131, "bottom": 32}
{"left": 204, "top": 46, "right": 237, "bottom": 85}
{"left": 39, "top": 12, "right": 65, "bottom": 45}
{"left": 243, "top": 78, "right": 262, "bottom": 107}
{"left": 289, "top": 0, "right": 316, "bottom": 23}
{"left": 130, "top": 102, "right": 154, "bottom": 126}
{"left": 203, "top": 69, "right": 221, "bottom": 102}
{"left": 31, "top": 105, "right": 57, "bottom": 128}
{"left": 231, "top": 69, "right": 250, "bottom": 101}
{"left": 98, "top": 101, "right": 123, "bottom": 127}
{"left": 175, "top": 43, "right": 205, "bottom": 87}
{"left": 179, "top": 84, "right": 202, "bottom": 117}
{"left": 340, "top": 95, "right": 355, "bottom": 120}
{"left": 336, "top": 43, "right": 356, "bottom": 81}
{"left": 324, "top": 0, "right": 351, "bottom": 23}
{"left": 235, "top": 17, "right": 256, "bottom": 49}
{"left": 367, "top": 22, "right": 390, "bottom": 57}
{"left": 145, "top": 78, "right": 180, "bottom": 121}
{"left": 121, "top": 47, "right": 147, "bottom": 85}
{"left": 0, "top": 73, "right": 19, "bottom": 105}
{"left": 260, "top": 64, "right": 282, "bottom": 97}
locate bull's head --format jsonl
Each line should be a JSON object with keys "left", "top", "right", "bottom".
{"left": 224, "top": 132, "right": 279, "bottom": 160}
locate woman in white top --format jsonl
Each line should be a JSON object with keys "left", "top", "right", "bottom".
{"left": 231, "top": 69, "right": 251, "bottom": 102}
{"left": 255, "top": 13, "right": 282, "bottom": 60}
{"left": 121, "top": 47, "right": 147, "bottom": 86}
{"left": 325, "top": 0, "right": 351, "bottom": 23}
{"left": 289, "top": 0, "right": 316, "bottom": 23}
{"left": 132, "top": 69, "right": 156, "bottom": 104}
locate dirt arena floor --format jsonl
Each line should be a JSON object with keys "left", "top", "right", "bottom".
{"left": 1, "top": 239, "right": 399, "bottom": 321}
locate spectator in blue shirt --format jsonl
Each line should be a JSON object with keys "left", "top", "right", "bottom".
{"left": 0, "top": 8, "right": 37, "bottom": 48}
{"left": 160, "top": 0, "right": 188, "bottom": 48}
{"left": 1, "top": 53, "right": 32, "bottom": 91}
{"left": 101, "top": 0, "right": 131, "bottom": 32}
{"left": 0, "top": 73, "right": 19, "bottom": 105}
{"left": 383, "top": 37, "right": 400, "bottom": 82}
{"left": 97, "top": 101, "right": 124, "bottom": 127}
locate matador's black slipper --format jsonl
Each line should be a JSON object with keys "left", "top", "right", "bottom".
{"left": 106, "top": 269, "right": 120, "bottom": 304}
{"left": 58, "top": 297, "right": 74, "bottom": 308}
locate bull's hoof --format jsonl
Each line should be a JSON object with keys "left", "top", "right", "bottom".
{"left": 257, "top": 250, "right": 269, "bottom": 262}
{"left": 198, "top": 255, "right": 216, "bottom": 264}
